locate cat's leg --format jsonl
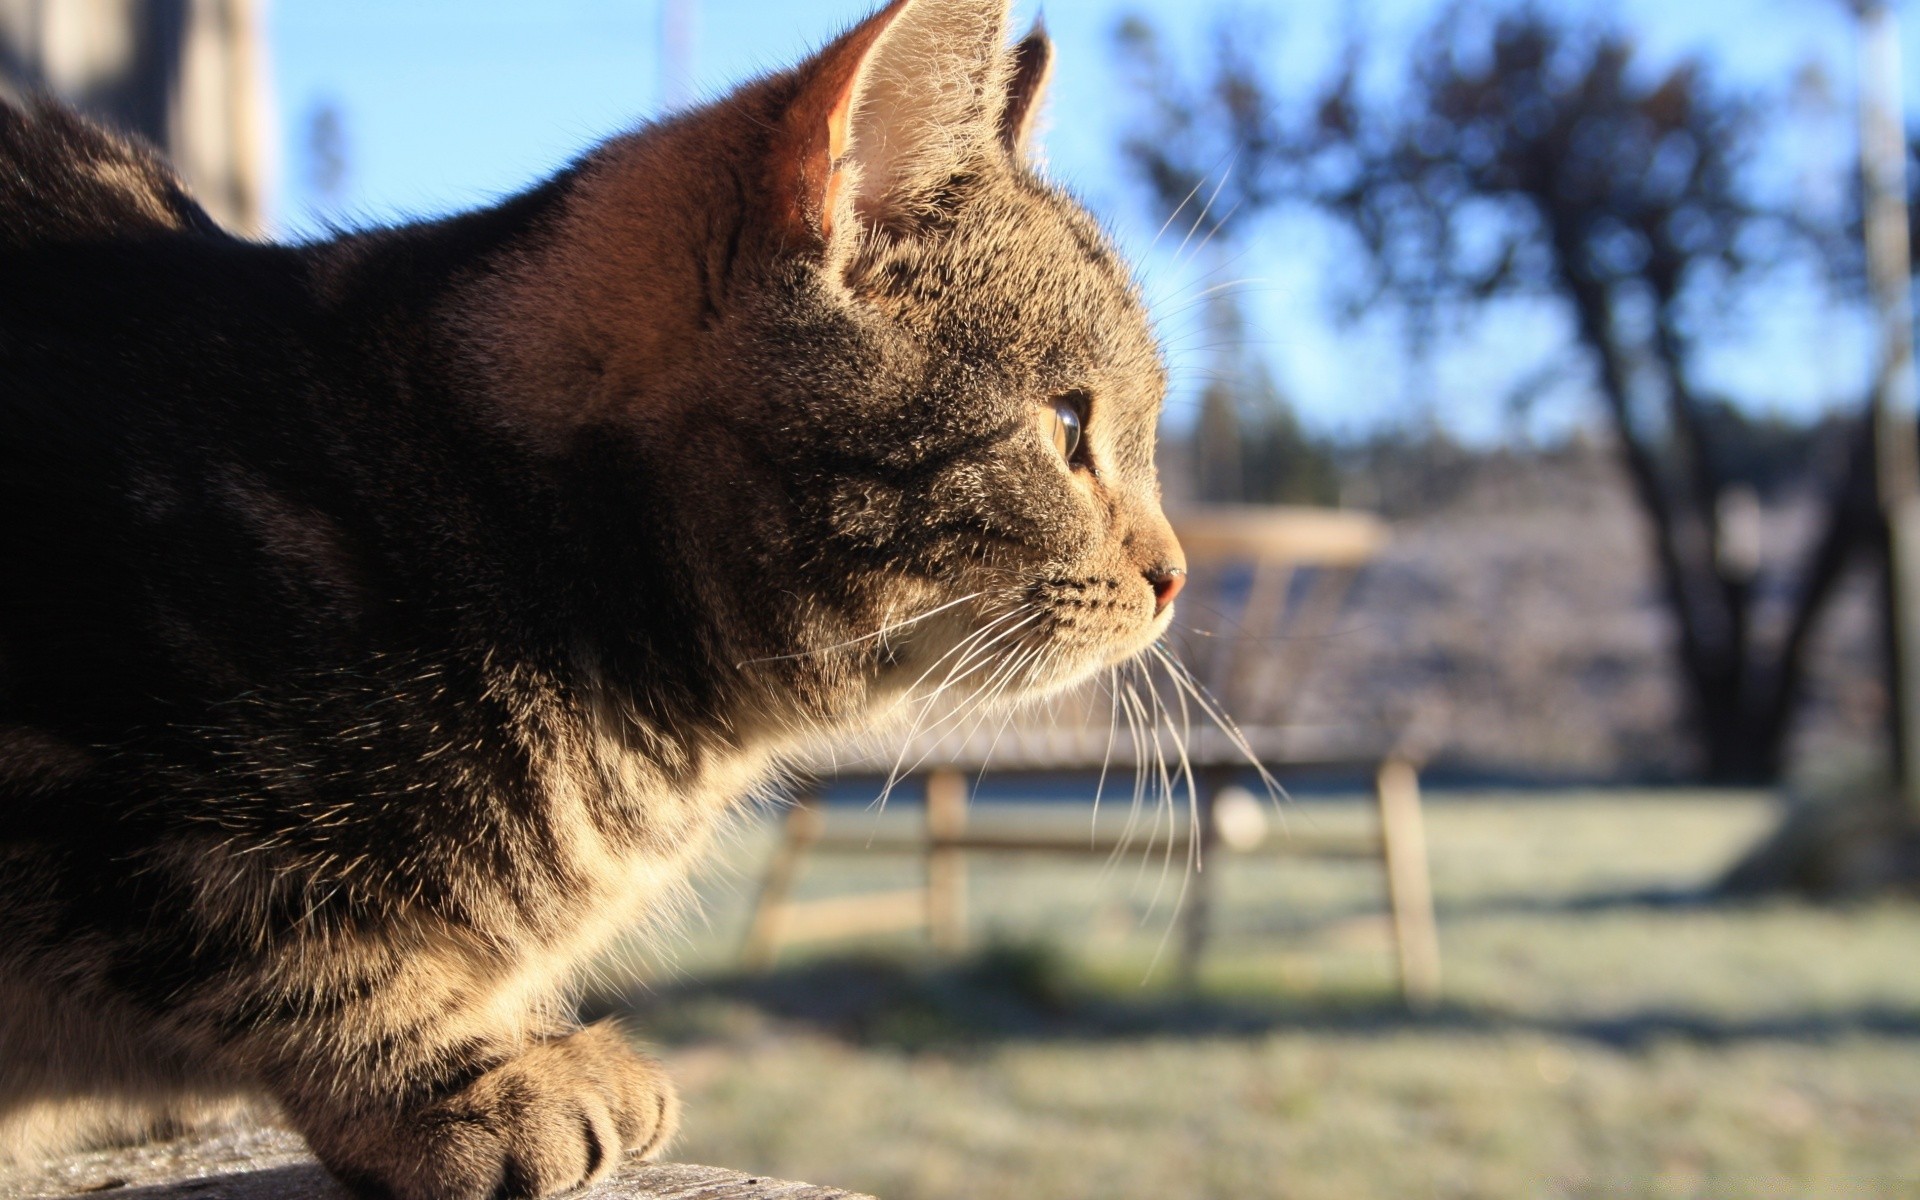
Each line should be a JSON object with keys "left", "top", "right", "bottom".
{"left": 0, "top": 843, "right": 270, "bottom": 1165}
{"left": 287, "top": 1020, "right": 678, "bottom": 1200}
{"left": 0, "top": 976, "right": 265, "bottom": 1165}
{"left": 5, "top": 866, "right": 675, "bottom": 1196}
{"left": 231, "top": 931, "right": 678, "bottom": 1200}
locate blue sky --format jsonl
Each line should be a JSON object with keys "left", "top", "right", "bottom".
{"left": 266, "top": 0, "right": 1902, "bottom": 443}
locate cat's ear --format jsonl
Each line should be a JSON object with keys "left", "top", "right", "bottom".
{"left": 778, "top": 0, "right": 1013, "bottom": 241}
{"left": 999, "top": 22, "right": 1053, "bottom": 158}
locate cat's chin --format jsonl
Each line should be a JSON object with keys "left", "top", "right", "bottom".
{"left": 864, "top": 603, "right": 1173, "bottom": 716}
{"left": 1081, "top": 611, "right": 1176, "bottom": 675}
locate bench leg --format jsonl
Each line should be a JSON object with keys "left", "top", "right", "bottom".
{"left": 1375, "top": 758, "right": 1441, "bottom": 1009}
{"left": 741, "top": 789, "right": 824, "bottom": 970}
{"left": 925, "top": 768, "right": 969, "bottom": 954}
{"left": 1178, "top": 768, "right": 1230, "bottom": 986}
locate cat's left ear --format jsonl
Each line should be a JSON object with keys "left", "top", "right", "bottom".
{"left": 780, "top": 0, "right": 1014, "bottom": 242}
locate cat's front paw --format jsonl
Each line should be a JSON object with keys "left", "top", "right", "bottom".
{"left": 319, "top": 1023, "right": 679, "bottom": 1200}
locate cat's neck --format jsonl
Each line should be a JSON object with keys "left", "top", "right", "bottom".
{"left": 288, "top": 99, "right": 851, "bottom": 773}
{"left": 430, "top": 91, "right": 792, "bottom": 443}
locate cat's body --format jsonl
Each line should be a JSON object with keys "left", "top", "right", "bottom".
{"left": 0, "top": 2, "right": 1180, "bottom": 1196}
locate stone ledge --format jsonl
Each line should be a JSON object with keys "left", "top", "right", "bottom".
{"left": 0, "top": 1128, "right": 873, "bottom": 1199}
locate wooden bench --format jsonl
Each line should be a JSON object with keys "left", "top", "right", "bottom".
{"left": 743, "top": 506, "right": 1441, "bottom": 1008}
{"left": 0, "top": 1127, "right": 870, "bottom": 1199}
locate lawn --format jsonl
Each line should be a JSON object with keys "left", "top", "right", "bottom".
{"left": 592, "top": 791, "right": 1920, "bottom": 1199}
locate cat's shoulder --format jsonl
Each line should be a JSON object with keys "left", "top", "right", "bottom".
{"left": 0, "top": 96, "right": 222, "bottom": 252}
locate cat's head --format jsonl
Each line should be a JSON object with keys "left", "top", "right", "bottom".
{"left": 465, "top": 0, "right": 1181, "bottom": 735}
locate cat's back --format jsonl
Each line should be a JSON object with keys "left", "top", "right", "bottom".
{"left": 0, "top": 100, "right": 338, "bottom": 749}
{"left": 0, "top": 97, "right": 220, "bottom": 252}
{"left": 0, "top": 99, "right": 329, "bottom": 443}
{"left": 0, "top": 97, "right": 295, "bottom": 406}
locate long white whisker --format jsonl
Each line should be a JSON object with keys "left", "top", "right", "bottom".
{"left": 1103, "top": 671, "right": 1155, "bottom": 880}
{"left": 1122, "top": 666, "right": 1177, "bottom": 902}
{"left": 1155, "top": 644, "right": 1287, "bottom": 808}
{"left": 1150, "top": 648, "right": 1203, "bottom": 872}
{"left": 1171, "top": 158, "right": 1236, "bottom": 265}
{"left": 880, "top": 603, "right": 1030, "bottom": 723}
{"left": 866, "top": 604, "right": 1031, "bottom": 815}
{"left": 907, "top": 635, "right": 1046, "bottom": 786}
{"left": 1089, "top": 665, "right": 1122, "bottom": 846}
{"left": 968, "top": 644, "right": 1052, "bottom": 780}
{"left": 872, "top": 608, "right": 1045, "bottom": 812}
{"left": 1177, "top": 199, "right": 1244, "bottom": 272}
{"left": 1138, "top": 658, "right": 1199, "bottom": 980}
{"left": 1136, "top": 660, "right": 1184, "bottom": 920}
{"left": 1149, "top": 173, "right": 1210, "bottom": 251}
{"left": 902, "top": 611, "right": 1045, "bottom": 729}
{"left": 734, "top": 591, "right": 985, "bottom": 667}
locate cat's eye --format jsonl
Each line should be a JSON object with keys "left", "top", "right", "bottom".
{"left": 1042, "top": 396, "right": 1084, "bottom": 464}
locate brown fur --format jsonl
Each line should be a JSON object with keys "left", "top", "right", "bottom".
{"left": 0, "top": 2, "right": 1180, "bottom": 1196}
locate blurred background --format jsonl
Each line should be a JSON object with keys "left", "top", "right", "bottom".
{"left": 7, "top": 1, "right": 1920, "bottom": 1196}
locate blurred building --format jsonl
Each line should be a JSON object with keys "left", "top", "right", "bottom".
{"left": 0, "top": 0, "right": 270, "bottom": 235}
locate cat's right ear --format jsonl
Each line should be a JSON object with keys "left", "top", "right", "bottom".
{"left": 772, "top": 0, "right": 1013, "bottom": 248}
{"left": 999, "top": 23, "right": 1054, "bottom": 158}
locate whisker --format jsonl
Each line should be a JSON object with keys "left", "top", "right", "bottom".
{"left": 1136, "top": 659, "right": 1184, "bottom": 919}
{"left": 1149, "top": 170, "right": 1212, "bottom": 252}
{"left": 1176, "top": 199, "right": 1244, "bottom": 272}
{"left": 1100, "top": 669, "right": 1155, "bottom": 881}
{"left": 734, "top": 591, "right": 985, "bottom": 666}
{"left": 936, "top": 638, "right": 1050, "bottom": 790}
{"left": 969, "top": 643, "right": 1052, "bottom": 778}
{"left": 1162, "top": 652, "right": 1202, "bottom": 873}
{"left": 864, "top": 604, "right": 1031, "bottom": 815}
{"left": 1135, "top": 658, "right": 1202, "bottom": 980}
{"left": 1089, "top": 665, "right": 1122, "bottom": 846}
{"left": 871, "top": 608, "right": 1046, "bottom": 812}
{"left": 1171, "top": 158, "right": 1236, "bottom": 265}
{"left": 1153, "top": 644, "right": 1288, "bottom": 810}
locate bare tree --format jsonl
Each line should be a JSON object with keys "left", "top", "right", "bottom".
{"left": 1118, "top": 6, "right": 1880, "bottom": 783}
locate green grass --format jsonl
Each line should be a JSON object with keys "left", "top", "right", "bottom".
{"left": 592, "top": 791, "right": 1920, "bottom": 1199}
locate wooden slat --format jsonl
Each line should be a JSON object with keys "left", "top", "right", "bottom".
{"left": 1376, "top": 758, "right": 1442, "bottom": 1010}
{"left": 1168, "top": 504, "right": 1389, "bottom": 567}
{"left": 797, "top": 832, "right": 1383, "bottom": 860}
{"left": 807, "top": 726, "right": 1395, "bottom": 777}
{"left": 769, "top": 887, "right": 931, "bottom": 945}
{"left": 1213, "top": 560, "right": 1294, "bottom": 711}
{"left": 1241, "top": 565, "right": 1364, "bottom": 723}
{"left": 0, "top": 1127, "right": 873, "bottom": 1199}
{"left": 924, "top": 768, "right": 968, "bottom": 953}
{"left": 741, "top": 794, "right": 825, "bottom": 970}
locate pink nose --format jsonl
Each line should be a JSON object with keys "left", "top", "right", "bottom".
{"left": 1147, "top": 565, "right": 1186, "bottom": 615}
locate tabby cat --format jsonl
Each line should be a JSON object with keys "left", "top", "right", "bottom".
{"left": 0, "top": 0, "right": 1183, "bottom": 1195}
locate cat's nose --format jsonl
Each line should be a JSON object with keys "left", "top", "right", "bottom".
{"left": 1146, "top": 565, "right": 1186, "bottom": 615}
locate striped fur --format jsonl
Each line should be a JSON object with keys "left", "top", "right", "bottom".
{"left": 0, "top": 2, "right": 1180, "bottom": 1196}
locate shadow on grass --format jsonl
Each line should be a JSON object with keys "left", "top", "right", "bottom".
{"left": 1432, "top": 884, "right": 1719, "bottom": 920}
{"left": 1216, "top": 886, "right": 1723, "bottom": 941}
{"left": 594, "top": 942, "right": 1920, "bottom": 1053}
{"left": 1130, "top": 883, "right": 1842, "bottom": 947}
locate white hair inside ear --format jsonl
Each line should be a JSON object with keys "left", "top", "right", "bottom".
{"left": 840, "top": 0, "right": 1014, "bottom": 221}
